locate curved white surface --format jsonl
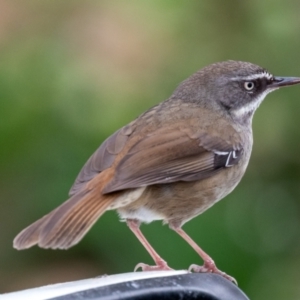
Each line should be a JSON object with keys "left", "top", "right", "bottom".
{"left": 1, "top": 270, "right": 188, "bottom": 300}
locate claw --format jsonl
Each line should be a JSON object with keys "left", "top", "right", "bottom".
{"left": 134, "top": 261, "right": 173, "bottom": 272}
{"left": 189, "top": 263, "right": 237, "bottom": 285}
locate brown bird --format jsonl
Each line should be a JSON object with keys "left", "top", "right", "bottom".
{"left": 13, "top": 60, "right": 300, "bottom": 283}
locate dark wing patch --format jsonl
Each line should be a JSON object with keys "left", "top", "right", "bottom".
{"left": 69, "top": 122, "right": 135, "bottom": 196}
{"left": 103, "top": 129, "right": 243, "bottom": 194}
{"left": 214, "top": 149, "right": 243, "bottom": 168}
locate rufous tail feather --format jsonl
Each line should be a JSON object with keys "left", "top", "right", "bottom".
{"left": 13, "top": 171, "right": 117, "bottom": 250}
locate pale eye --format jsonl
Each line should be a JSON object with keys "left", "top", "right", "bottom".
{"left": 244, "top": 81, "right": 255, "bottom": 91}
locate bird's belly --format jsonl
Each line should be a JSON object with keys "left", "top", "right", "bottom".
{"left": 118, "top": 163, "right": 247, "bottom": 225}
{"left": 118, "top": 206, "right": 165, "bottom": 223}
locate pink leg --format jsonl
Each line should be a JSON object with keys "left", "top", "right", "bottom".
{"left": 127, "top": 219, "right": 173, "bottom": 271}
{"left": 170, "top": 224, "right": 237, "bottom": 284}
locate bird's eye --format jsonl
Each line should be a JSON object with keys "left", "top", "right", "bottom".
{"left": 244, "top": 81, "right": 255, "bottom": 91}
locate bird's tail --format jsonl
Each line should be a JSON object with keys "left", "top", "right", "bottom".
{"left": 13, "top": 170, "right": 118, "bottom": 250}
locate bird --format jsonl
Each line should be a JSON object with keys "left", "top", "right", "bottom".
{"left": 13, "top": 60, "right": 300, "bottom": 283}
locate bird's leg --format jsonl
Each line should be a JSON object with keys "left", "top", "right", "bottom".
{"left": 169, "top": 224, "right": 237, "bottom": 284}
{"left": 127, "top": 219, "right": 173, "bottom": 271}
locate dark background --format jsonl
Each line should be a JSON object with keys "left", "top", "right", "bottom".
{"left": 1, "top": 1, "right": 300, "bottom": 299}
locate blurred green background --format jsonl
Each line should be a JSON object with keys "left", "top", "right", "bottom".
{"left": 1, "top": 1, "right": 300, "bottom": 298}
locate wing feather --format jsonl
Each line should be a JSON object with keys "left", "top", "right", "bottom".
{"left": 103, "top": 129, "right": 243, "bottom": 193}
{"left": 69, "top": 122, "right": 136, "bottom": 196}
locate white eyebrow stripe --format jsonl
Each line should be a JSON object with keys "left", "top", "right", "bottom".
{"left": 231, "top": 71, "right": 274, "bottom": 81}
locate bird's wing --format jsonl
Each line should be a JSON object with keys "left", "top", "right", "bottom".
{"left": 69, "top": 121, "right": 136, "bottom": 196}
{"left": 102, "top": 126, "right": 243, "bottom": 193}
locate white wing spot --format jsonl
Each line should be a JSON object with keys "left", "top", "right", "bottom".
{"left": 232, "top": 150, "right": 237, "bottom": 159}
{"left": 225, "top": 151, "right": 232, "bottom": 167}
{"left": 214, "top": 151, "right": 229, "bottom": 155}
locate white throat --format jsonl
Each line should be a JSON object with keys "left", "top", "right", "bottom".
{"left": 232, "top": 88, "right": 277, "bottom": 120}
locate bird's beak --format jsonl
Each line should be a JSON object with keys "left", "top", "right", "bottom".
{"left": 269, "top": 76, "right": 300, "bottom": 89}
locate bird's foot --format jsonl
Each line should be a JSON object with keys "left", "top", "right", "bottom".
{"left": 134, "top": 260, "right": 173, "bottom": 272}
{"left": 189, "top": 261, "right": 237, "bottom": 285}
